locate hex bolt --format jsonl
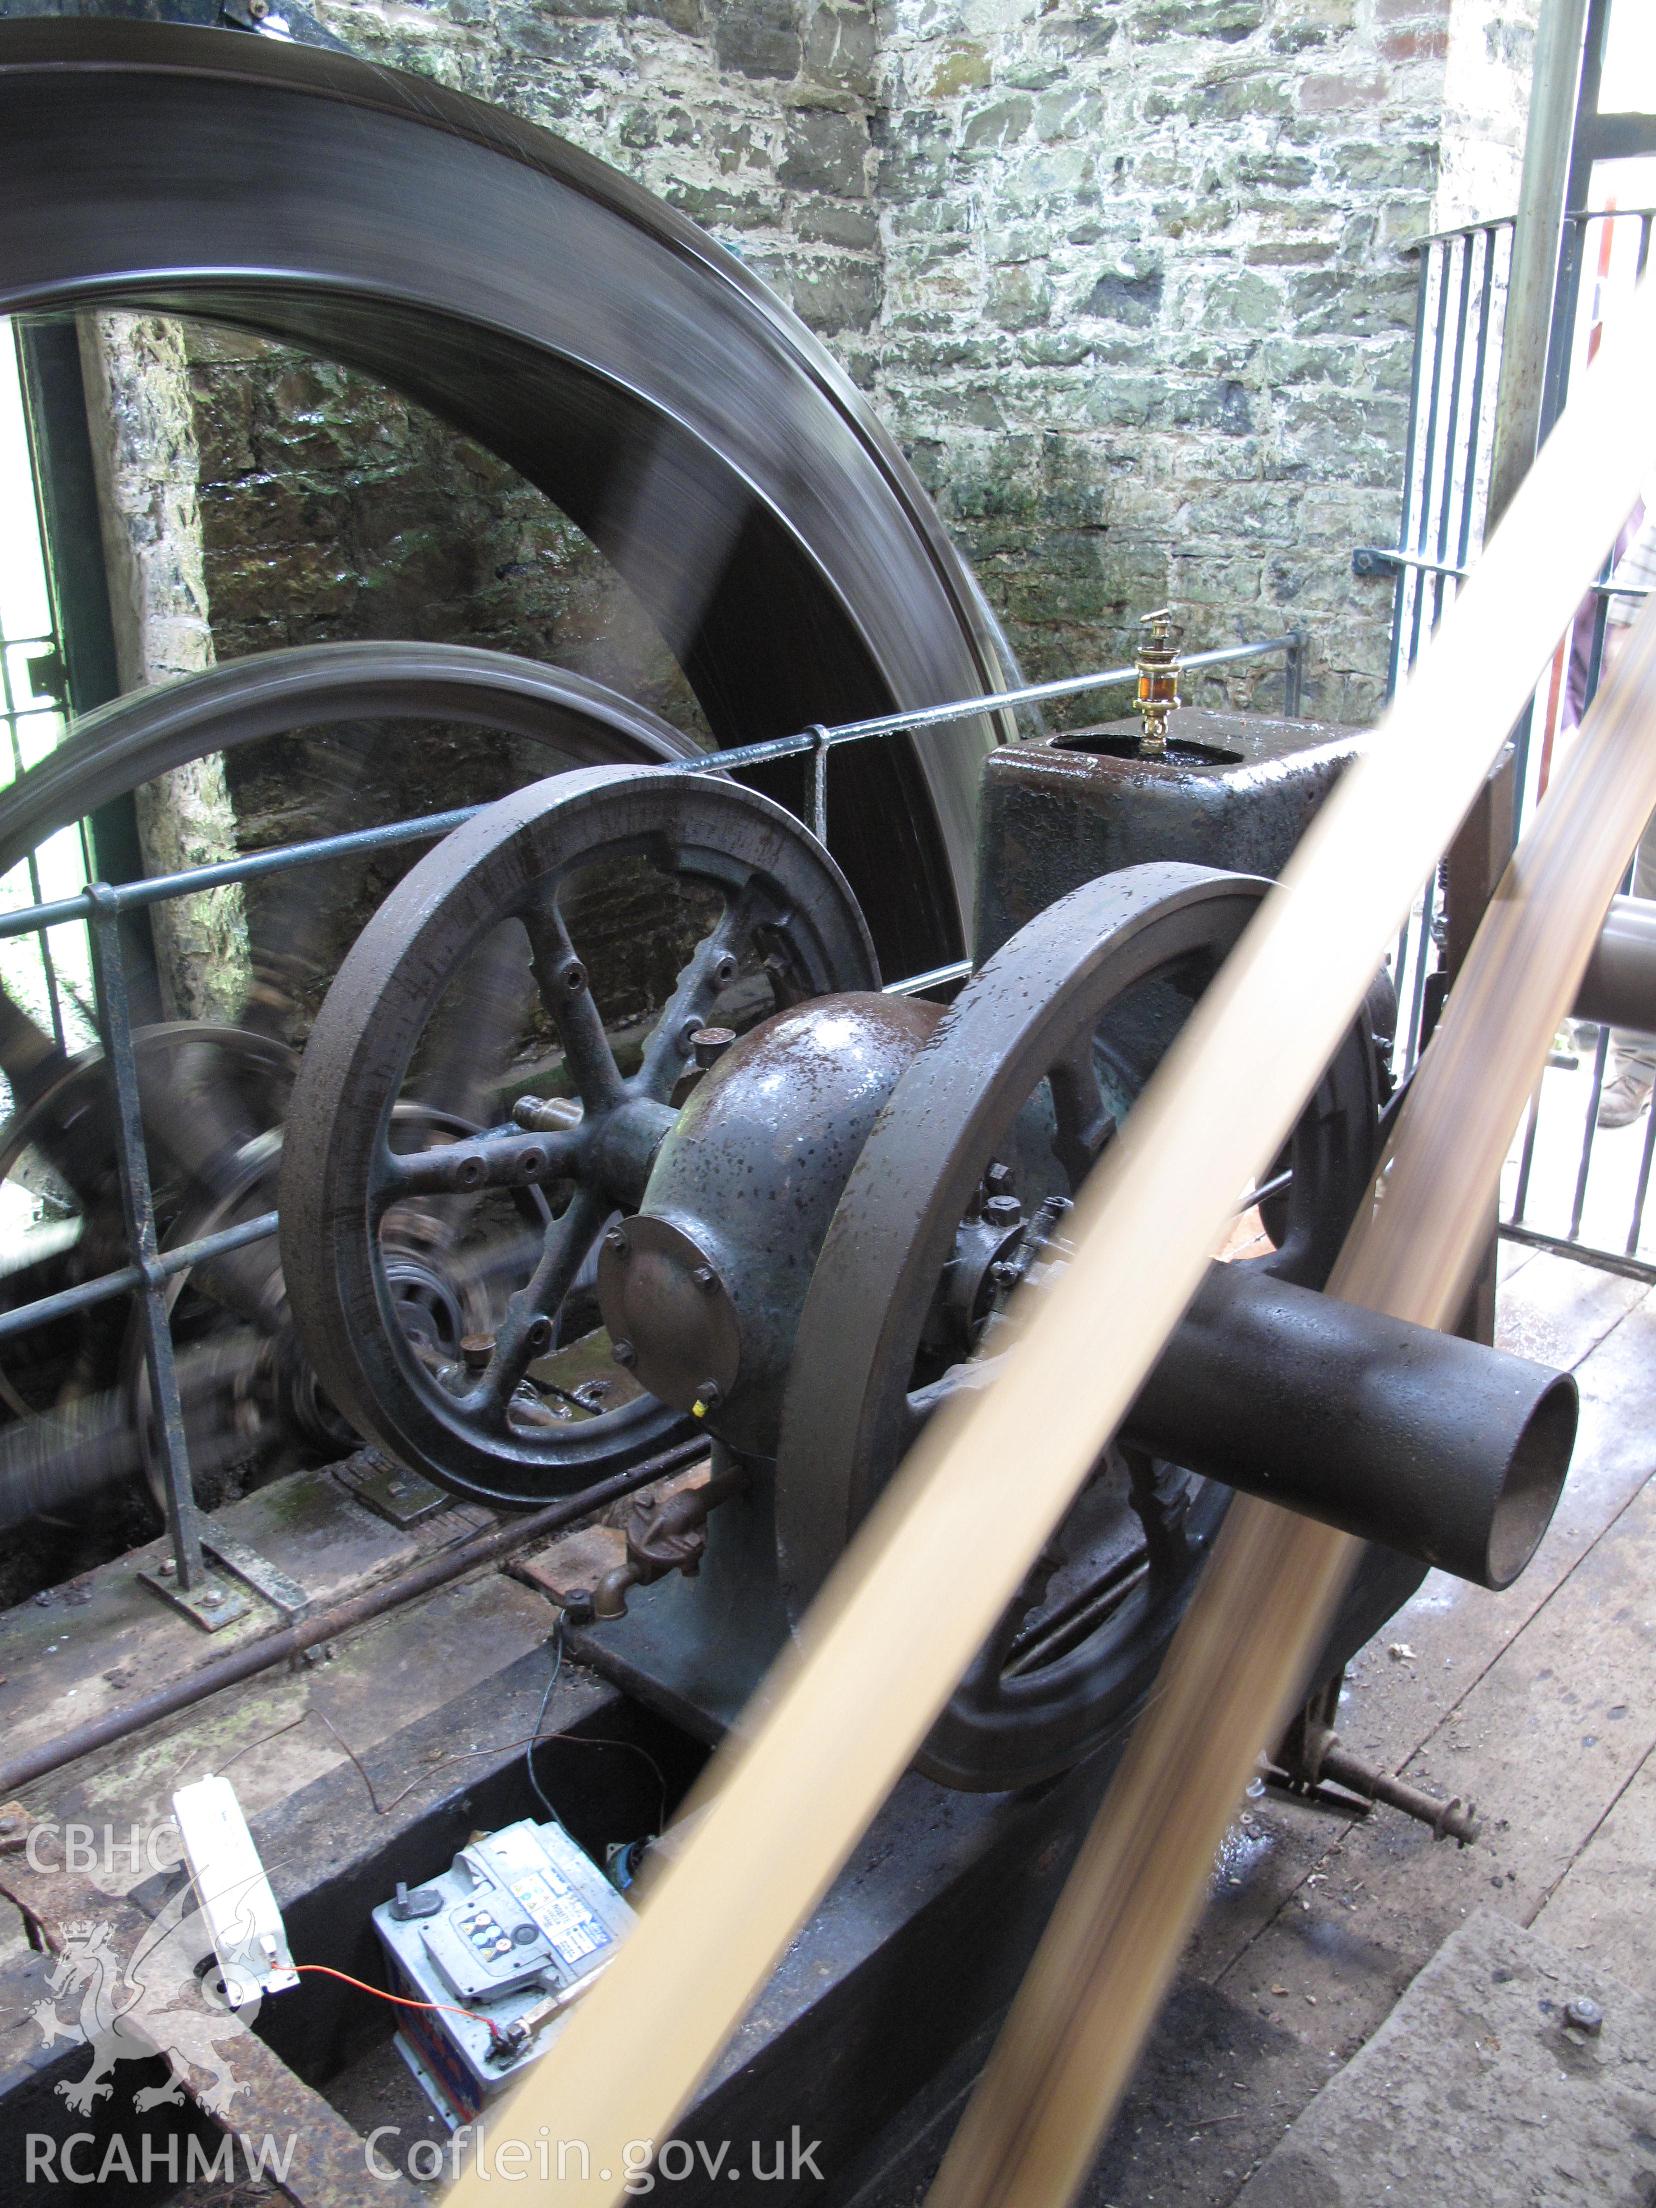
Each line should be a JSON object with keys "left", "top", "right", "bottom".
{"left": 200, "top": 1589, "right": 224, "bottom": 1610}
{"left": 562, "top": 960, "right": 587, "bottom": 993}
{"left": 691, "top": 1025, "right": 736, "bottom": 1069}
{"left": 611, "top": 1340, "right": 637, "bottom": 1368}
{"left": 984, "top": 1161, "right": 1014, "bottom": 1193}
{"left": 159, "top": 1560, "right": 176, "bottom": 1579}
{"left": 461, "top": 1333, "right": 495, "bottom": 1371}
{"left": 604, "top": 1227, "right": 629, "bottom": 1256}
{"left": 692, "top": 1264, "right": 718, "bottom": 1290}
{"left": 697, "top": 1379, "right": 723, "bottom": 1410}
{"left": 1564, "top": 1997, "right": 1604, "bottom": 2035}
{"left": 984, "top": 1193, "right": 1023, "bottom": 1225}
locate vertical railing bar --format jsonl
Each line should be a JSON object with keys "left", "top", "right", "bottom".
{"left": 805, "top": 724, "right": 830, "bottom": 844}
{"left": 84, "top": 883, "right": 206, "bottom": 1587}
{"left": 1406, "top": 241, "right": 1454, "bottom": 673}
{"left": 1402, "top": 867, "right": 1438, "bottom": 1075}
{"left": 1456, "top": 227, "right": 1499, "bottom": 575}
{"left": 1429, "top": 234, "right": 1476, "bottom": 634}
{"left": 1627, "top": 1088, "right": 1656, "bottom": 1258}
{"left": 1510, "top": 1083, "right": 1544, "bottom": 1223}
{"left": 1282, "top": 632, "right": 1304, "bottom": 718}
{"left": 1568, "top": 1025, "right": 1611, "bottom": 1243}
{"left": 1386, "top": 242, "right": 1436, "bottom": 703}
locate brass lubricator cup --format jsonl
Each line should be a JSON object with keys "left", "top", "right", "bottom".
{"left": 1133, "top": 606, "right": 1182, "bottom": 758}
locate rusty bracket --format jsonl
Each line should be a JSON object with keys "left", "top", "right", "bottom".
{"left": 0, "top": 1802, "right": 424, "bottom": 2208}
{"left": 1268, "top": 1675, "right": 1480, "bottom": 1846}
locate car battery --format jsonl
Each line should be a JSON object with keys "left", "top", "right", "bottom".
{"left": 372, "top": 1817, "right": 636, "bottom": 2127}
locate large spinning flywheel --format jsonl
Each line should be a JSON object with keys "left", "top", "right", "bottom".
{"left": 0, "top": 654, "right": 701, "bottom": 1520}
{"left": 0, "top": 17, "right": 1015, "bottom": 976}
{"left": 278, "top": 767, "right": 1425, "bottom": 1791}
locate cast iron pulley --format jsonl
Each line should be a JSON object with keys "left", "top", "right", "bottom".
{"left": 775, "top": 863, "right": 1385, "bottom": 1792}
{"left": 279, "top": 765, "right": 879, "bottom": 1507}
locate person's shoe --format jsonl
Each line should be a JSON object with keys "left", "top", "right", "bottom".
{"left": 1597, "top": 1067, "right": 1654, "bottom": 1129}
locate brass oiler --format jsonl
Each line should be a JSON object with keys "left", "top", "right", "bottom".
{"left": 1133, "top": 606, "right": 1182, "bottom": 758}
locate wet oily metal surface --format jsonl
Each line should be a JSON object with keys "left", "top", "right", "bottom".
{"left": 977, "top": 709, "right": 1367, "bottom": 963}
{"left": 602, "top": 993, "right": 942, "bottom": 1454}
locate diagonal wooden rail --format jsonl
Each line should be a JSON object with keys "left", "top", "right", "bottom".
{"left": 445, "top": 274, "right": 1656, "bottom": 2208}
{"left": 928, "top": 576, "right": 1656, "bottom": 2208}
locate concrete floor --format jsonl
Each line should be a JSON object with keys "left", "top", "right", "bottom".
{"left": 1060, "top": 1241, "right": 1656, "bottom": 2208}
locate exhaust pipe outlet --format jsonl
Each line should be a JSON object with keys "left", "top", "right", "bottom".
{"left": 1124, "top": 1263, "right": 1578, "bottom": 1590}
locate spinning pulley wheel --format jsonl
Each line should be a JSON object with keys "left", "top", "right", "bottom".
{"left": 279, "top": 767, "right": 880, "bottom": 1506}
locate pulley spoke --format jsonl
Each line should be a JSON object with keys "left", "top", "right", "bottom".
{"left": 377, "top": 1125, "right": 583, "bottom": 1206}
{"left": 468, "top": 1184, "right": 607, "bottom": 1420}
{"left": 634, "top": 879, "right": 769, "bottom": 1100}
{"left": 522, "top": 901, "right": 625, "bottom": 1112}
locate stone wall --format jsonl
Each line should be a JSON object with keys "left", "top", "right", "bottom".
{"left": 871, "top": 0, "right": 1533, "bottom": 725}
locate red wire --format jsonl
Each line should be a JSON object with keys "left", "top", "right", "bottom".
{"left": 290, "top": 1961, "right": 503, "bottom": 2033}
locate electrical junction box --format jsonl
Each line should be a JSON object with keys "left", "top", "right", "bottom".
{"left": 372, "top": 1818, "right": 636, "bottom": 2127}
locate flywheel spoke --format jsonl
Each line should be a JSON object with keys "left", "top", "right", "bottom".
{"left": 467, "top": 1184, "right": 607, "bottom": 1422}
{"left": 523, "top": 901, "right": 625, "bottom": 1113}
{"left": 634, "top": 880, "right": 769, "bottom": 1100}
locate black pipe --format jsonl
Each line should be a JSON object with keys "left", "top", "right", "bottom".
{"left": 0, "top": 1437, "right": 706, "bottom": 1798}
{"left": 1573, "top": 893, "right": 1656, "bottom": 1039}
{"left": 1125, "top": 1265, "right": 1577, "bottom": 1590}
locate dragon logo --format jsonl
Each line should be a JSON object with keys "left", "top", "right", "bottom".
{"left": 31, "top": 1874, "right": 265, "bottom": 2119}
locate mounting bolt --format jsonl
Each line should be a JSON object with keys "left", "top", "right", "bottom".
{"left": 692, "top": 1264, "right": 717, "bottom": 1290}
{"left": 690, "top": 1025, "right": 736, "bottom": 1070}
{"left": 991, "top": 1261, "right": 1021, "bottom": 1289}
{"left": 604, "top": 1227, "right": 628, "bottom": 1256}
{"left": 611, "top": 1340, "right": 637, "bottom": 1369}
{"left": 696, "top": 1379, "right": 723, "bottom": 1410}
{"left": 984, "top": 1161, "right": 1014, "bottom": 1193}
{"left": 159, "top": 1560, "right": 177, "bottom": 1579}
{"left": 1564, "top": 1997, "right": 1604, "bottom": 2035}
{"left": 984, "top": 1194, "right": 1022, "bottom": 1225}
{"left": 200, "top": 1589, "right": 224, "bottom": 1610}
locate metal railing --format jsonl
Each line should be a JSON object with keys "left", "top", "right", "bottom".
{"left": 0, "top": 631, "right": 1303, "bottom": 1614}
{"left": 1365, "top": 206, "right": 1656, "bottom": 1281}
